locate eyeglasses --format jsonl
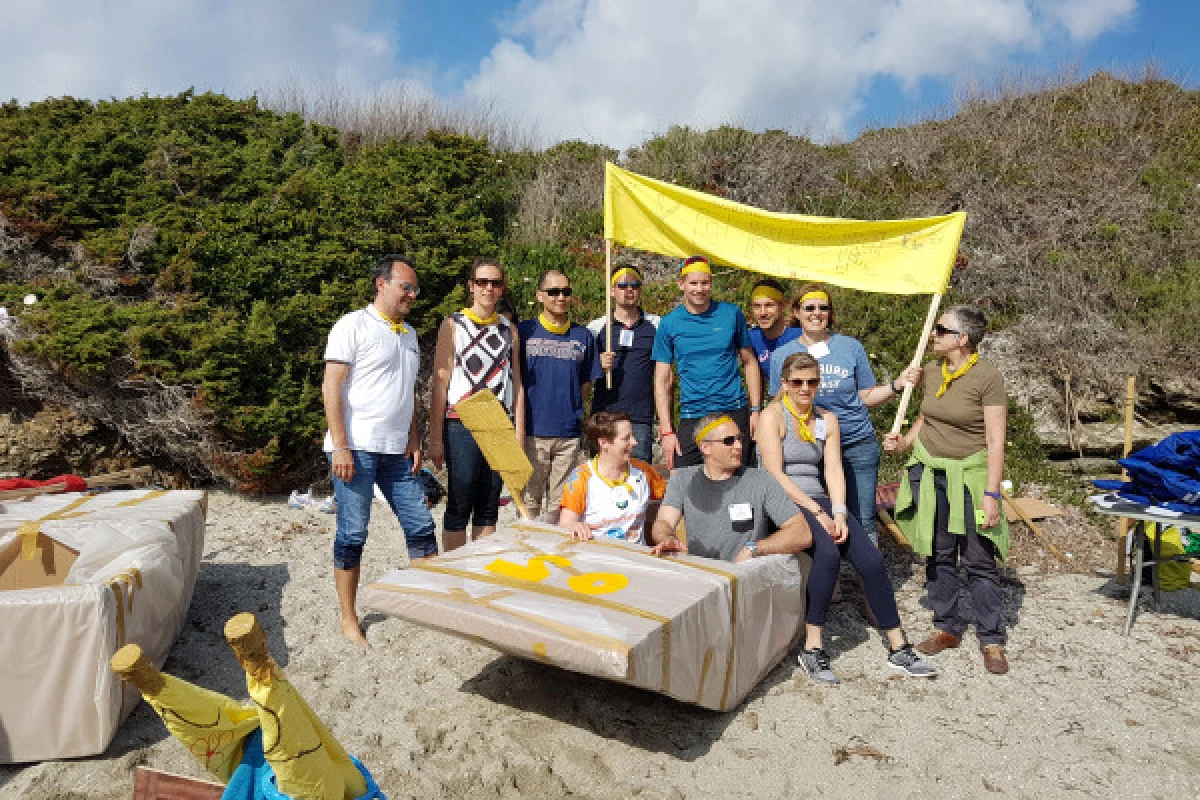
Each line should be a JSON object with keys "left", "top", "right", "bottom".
{"left": 473, "top": 278, "right": 504, "bottom": 288}
{"left": 933, "top": 323, "right": 962, "bottom": 337}
{"left": 704, "top": 434, "right": 744, "bottom": 446}
{"left": 391, "top": 281, "right": 420, "bottom": 296}
{"left": 787, "top": 377, "right": 820, "bottom": 388}
{"left": 801, "top": 303, "right": 830, "bottom": 313}
{"left": 542, "top": 287, "right": 573, "bottom": 298}
{"left": 615, "top": 281, "right": 643, "bottom": 290}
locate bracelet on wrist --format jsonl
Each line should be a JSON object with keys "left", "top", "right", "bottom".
{"left": 984, "top": 490, "right": 1002, "bottom": 500}
{"left": 659, "top": 430, "right": 676, "bottom": 439}
{"left": 831, "top": 504, "right": 848, "bottom": 515}
{"left": 749, "top": 405, "right": 763, "bottom": 413}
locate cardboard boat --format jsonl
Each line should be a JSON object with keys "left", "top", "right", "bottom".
{"left": 0, "top": 489, "right": 207, "bottom": 763}
{"left": 361, "top": 522, "right": 808, "bottom": 711}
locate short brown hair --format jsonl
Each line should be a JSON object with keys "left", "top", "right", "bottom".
{"left": 584, "top": 411, "right": 630, "bottom": 449}
{"left": 791, "top": 282, "right": 837, "bottom": 328}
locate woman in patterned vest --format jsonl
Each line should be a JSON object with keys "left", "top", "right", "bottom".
{"left": 429, "top": 259, "right": 525, "bottom": 552}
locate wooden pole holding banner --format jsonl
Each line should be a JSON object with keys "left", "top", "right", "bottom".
{"left": 1116, "top": 375, "right": 1136, "bottom": 583}
{"left": 604, "top": 239, "right": 613, "bottom": 389}
{"left": 889, "top": 293, "right": 944, "bottom": 435}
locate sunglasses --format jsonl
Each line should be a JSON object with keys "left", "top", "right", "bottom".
{"left": 705, "top": 434, "right": 744, "bottom": 446}
{"left": 787, "top": 377, "right": 820, "bottom": 388}
{"left": 473, "top": 277, "right": 504, "bottom": 288}
{"left": 933, "top": 323, "right": 962, "bottom": 337}
{"left": 615, "top": 281, "right": 643, "bottom": 290}
{"left": 542, "top": 287, "right": 573, "bottom": 298}
{"left": 801, "top": 303, "right": 830, "bottom": 313}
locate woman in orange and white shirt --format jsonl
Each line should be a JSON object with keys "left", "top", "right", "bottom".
{"left": 559, "top": 411, "right": 666, "bottom": 544}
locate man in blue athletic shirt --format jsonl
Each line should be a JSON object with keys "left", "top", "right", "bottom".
{"left": 518, "top": 269, "right": 603, "bottom": 518}
{"left": 652, "top": 256, "right": 763, "bottom": 469}
{"left": 746, "top": 277, "right": 802, "bottom": 385}
{"left": 588, "top": 263, "right": 660, "bottom": 463}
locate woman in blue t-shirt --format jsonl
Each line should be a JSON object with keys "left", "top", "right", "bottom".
{"left": 767, "top": 283, "right": 920, "bottom": 546}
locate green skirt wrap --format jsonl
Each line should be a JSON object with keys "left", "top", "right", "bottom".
{"left": 893, "top": 439, "right": 1009, "bottom": 561}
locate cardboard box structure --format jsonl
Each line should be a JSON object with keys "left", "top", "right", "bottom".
{"left": 361, "top": 523, "right": 808, "bottom": 711}
{"left": 0, "top": 489, "right": 207, "bottom": 763}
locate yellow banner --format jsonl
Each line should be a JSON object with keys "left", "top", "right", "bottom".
{"left": 603, "top": 163, "right": 965, "bottom": 294}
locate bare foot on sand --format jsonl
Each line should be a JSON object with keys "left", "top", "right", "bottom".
{"left": 341, "top": 617, "right": 370, "bottom": 648}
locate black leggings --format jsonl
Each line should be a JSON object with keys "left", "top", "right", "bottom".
{"left": 802, "top": 498, "right": 902, "bottom": 629}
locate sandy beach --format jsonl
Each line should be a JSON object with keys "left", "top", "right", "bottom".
{"left": 3, "top": 489, "right": 1199, "bottom": 799}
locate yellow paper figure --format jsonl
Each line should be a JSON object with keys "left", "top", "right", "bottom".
{"left": 110, "top": 644, "right": 260, "bottom": 782}
{"left": 225, "top": 613, "right": 368, "bottom": 800}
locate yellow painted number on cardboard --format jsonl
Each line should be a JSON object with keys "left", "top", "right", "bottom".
{"left": 485, "top": 555, "right": 628, "bottom": 596}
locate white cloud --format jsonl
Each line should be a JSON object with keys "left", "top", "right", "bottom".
{"left": 0, "top": 0, "right": 398, "bottom": 103}
{"left": 464, "top": 0, "right": 1140, "bottom": 148}
{"left": 1038, "top": 0, "right": 1136, "bottom": 41}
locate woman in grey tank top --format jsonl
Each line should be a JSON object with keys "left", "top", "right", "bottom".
{"left": 757, "top": 352, "right": 935, "bottom": 684}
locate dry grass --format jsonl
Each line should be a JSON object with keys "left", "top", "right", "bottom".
{"left": 257, "top": 79, "right": 538, "bottom": 151}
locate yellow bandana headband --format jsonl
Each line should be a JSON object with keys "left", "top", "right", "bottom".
{"left": 680, "top": 256, "right": 712, "bottom": 277}
{"left": 611, "top": 266, "right": 642, "bottom": 285}
{"left": 798, "top": 290, "right": 830, "bottom": 305}
{"left": 694, "top": 415, "right": 734, "bottom": 444}
{"left": 751, "top": 285, "right": 784, "bottom": 303}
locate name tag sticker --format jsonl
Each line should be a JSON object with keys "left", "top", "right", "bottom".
{"left": 619, "top": 329, "right": 635, "bottom": 348}
{"left": 813, "top": 418, "right": 827, "bottom": 440}
{"left": 807, "top": 341, "right": 831, "bottom": 359}
{"left": 729, "top": 503, "right": 753, "bottom": 522}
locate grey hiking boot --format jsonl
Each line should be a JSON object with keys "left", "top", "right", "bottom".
{"left": 888, "top": 644, "right": 938, "bottom": 678}
{"left": 798, "top": 647, "right": 840, "bottom": 685}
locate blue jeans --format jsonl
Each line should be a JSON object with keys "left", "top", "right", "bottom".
{"left": 443, "top": 418, "right": 503, "bottom": 531}
{"left": 841, "top": 435, "right": 882, "bottom": 545}
{"left": 329, "top": 451, "right": 439, "bottom": 568}
{"left": 630, "top": 421, "right": 653, "bottom": 464}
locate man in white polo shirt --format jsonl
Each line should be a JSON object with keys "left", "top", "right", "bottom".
{"left": 322, "top": 253, "right": 437, "bottom": 646}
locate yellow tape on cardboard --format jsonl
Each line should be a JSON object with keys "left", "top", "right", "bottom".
{"left": 603, "top": 162, "right": 965, "bottom": 295}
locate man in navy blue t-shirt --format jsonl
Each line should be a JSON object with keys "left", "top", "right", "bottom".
{"left": 518, "top": 270, "right": 602, "bottom": 518}
{"left": 746, "top": 277, "right": 801, "bottom": 385}
{"left": 588, "top": 264, "right": 660, "bottom": 462}
{"left": 652, "top": 256, "right": 762, "bottom": 469}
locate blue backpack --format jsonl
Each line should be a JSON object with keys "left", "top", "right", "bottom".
{"left": 1093, "top": 430, "right": 1200, "bottom": 513}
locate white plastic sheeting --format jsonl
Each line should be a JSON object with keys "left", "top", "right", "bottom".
{"left": 361, "top": 522, "right": 809, "bottom": 711}
{"left": 0, "top": 490, "right": 207, "bottom": 763}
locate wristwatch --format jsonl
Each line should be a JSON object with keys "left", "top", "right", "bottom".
{"left": 744, "top": 541, "right": 759, "bottom": 557}
{"left": 749, "top": 404, "right": 763, "bottom": 412}
{"left": 890, "top": 380, "right": 901, "bottom": 393}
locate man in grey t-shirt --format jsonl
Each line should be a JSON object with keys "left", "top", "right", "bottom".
{"left": 650, "top": 413, "right": 812, "bottom": 562}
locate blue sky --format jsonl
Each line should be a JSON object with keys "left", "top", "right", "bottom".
{"left": 3, "top": 1, "right": 1196, "bottom": 148}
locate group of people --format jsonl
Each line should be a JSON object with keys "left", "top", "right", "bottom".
{"left": 322, "top": 253, "right": 1012, "bottom": 679}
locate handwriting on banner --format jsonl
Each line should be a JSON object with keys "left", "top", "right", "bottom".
{"left": 485, "top": 555, "right": 630, "bottom": 596}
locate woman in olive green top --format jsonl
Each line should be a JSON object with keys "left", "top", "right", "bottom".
{"left": 883, "top": 305, "right": 1010, "bottom": 675}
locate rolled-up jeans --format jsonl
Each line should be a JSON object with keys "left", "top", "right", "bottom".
{"left": 840, "top": 435, "right": 882, "bottom": 545}
{"left": 328, "top": 450, "right": 439, "bottom": 568}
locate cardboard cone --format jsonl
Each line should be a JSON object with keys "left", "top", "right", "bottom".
{"left": 224, "top": 613, "right": 367, "bottom": 799}
{"left": 110, "top": 644, "right": 260, "bottom": 782}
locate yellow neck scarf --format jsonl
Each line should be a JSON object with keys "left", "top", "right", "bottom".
{"left": 782, "top": 395, "right": 817, "bottom": 444}
{"left": 375, "top": 305, "right": 408, "bottom": 334}
{"left": 591, "top": 457, "right": 632, "bottom": 492}
{"left": 461, "top": 307, "right": 498, "bottom": 326}
{"left": 539, "top": 313, "right": 570, "bottom": 336}
{"left": 938, "top": 352, "right": 979, "bottom": 398}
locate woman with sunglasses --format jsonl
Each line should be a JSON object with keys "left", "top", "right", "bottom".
{"left": 558, "top": 411, "right": 666, "bottom": 544}
{"left": 758, "top": 352, "right": 936, "bottom": 683}
{"left": 429, "top": 259, "right": 524, "bottom": 552}
{"left": 883, "top": 306, "right": 1010, "bottom": 675}
{"left": 768, "top": 283, "right": 921, "bottom": 546}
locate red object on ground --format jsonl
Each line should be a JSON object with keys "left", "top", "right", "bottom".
{"left": 875, "top": 482, "right": 899, "bottom": 512}
{"left": 0, "top": 474, "right": 88, "bottom": 492}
